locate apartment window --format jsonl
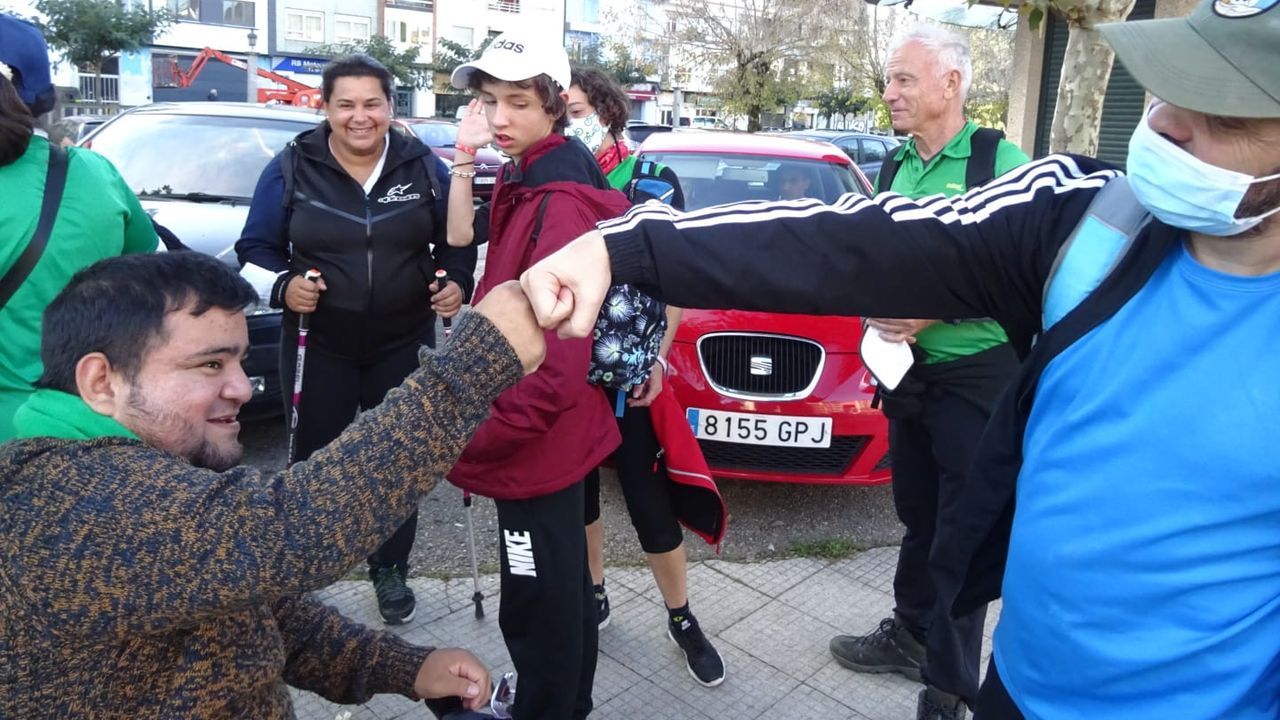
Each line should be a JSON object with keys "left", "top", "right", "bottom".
{"left": 168, "top": 0, "right": 251, "bottom": 25}
{"left": 488, "top": 0, "right": 520, "bottom": 12}
{"left": 286, "top": 9, "right": 324, "bottom": 42}
{"left": 387, "top": 19, "right": 430, "bottom": 45}
{"left": 451, "top": 25, "right": 474, "bottom": 47}
{"left": 221, "top": 0, "right": 254, "bottom": 26}
{"left": 168, "top": 0, "right": 198, "bottom": 20}
{"left": 336, "top": 14, "right": 371, "bottom": 43}
{"left": 387, "top": 19, "right": 406, "bottom": 41}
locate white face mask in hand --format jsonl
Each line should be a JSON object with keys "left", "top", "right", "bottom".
{"left": 1127, "top": 112, "right": 1280, "bottom": 237}
{"left": 566, "top": 112, "right": 609, "bottom": 155}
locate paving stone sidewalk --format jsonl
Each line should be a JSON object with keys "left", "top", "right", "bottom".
{"left": 293, "top": 547, "right": 998, "bottom": 720}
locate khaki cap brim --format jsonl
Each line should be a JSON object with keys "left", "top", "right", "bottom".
{"left": 1100, "top": 17, "right": 1280, "bottom": 118}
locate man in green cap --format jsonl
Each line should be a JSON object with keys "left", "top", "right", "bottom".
{"left": 520, "top": 0, "right": 1280, "bottom": 716}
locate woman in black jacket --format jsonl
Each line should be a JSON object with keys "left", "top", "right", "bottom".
{"left": 236, "top": 55, "right": 476, "bottom": 626}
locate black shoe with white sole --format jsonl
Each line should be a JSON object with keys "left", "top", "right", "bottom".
{"left": 667, "top": 610, "right": 726, "bottom": 687}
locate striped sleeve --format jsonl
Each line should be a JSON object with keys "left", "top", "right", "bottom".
{"left": 600, "top": 154, "right": 1121, "bottom": 332}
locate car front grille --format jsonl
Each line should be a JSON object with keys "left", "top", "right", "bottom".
{"left": 699, "top": 435, "right": 869, "bottom": 476}
{"left": 698, "top": 333, "right": 823, "bottom": 398}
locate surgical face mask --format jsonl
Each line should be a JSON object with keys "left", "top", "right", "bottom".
{"left": 566, "top": 112, "right": 608, "bottom": 154}
{"left": 1127, "top": 112, "right": 1280, "bottom": 236}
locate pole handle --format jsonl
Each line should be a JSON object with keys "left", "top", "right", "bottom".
{"left": 434, "top": 269, "right": 453, "bottom": 334}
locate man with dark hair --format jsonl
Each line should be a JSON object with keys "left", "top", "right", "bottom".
{"left": 525, "top": 2, "right": 1280, "bottom": 717}
{"left": 0, "top": 251, "right": 547, "bottom": 718}
{"left": 443, "top": 30, "right": 633, "bottom": 720}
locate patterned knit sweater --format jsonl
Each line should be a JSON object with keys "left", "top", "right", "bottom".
{"left": 0, "top": 313, "right": 522, "bottom": 719}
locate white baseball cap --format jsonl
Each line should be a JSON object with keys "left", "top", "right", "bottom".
{"left": 450, "top": 31, "right": 571, "bottom": 92}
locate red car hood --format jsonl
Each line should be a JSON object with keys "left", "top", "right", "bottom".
{"left": 674, "top": 309, "right": 864, "bottom": 353}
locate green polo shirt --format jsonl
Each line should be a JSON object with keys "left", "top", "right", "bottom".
{"left": 880, "top": 120, "right": 1029, "bottom": 363}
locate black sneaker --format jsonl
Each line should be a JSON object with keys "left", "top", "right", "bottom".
{"left": 667, "top": 610, "right": 726, "bottom": 687}
{"left": 372, "top": 566, "right": 416, "bottom": 625}
{"left": 594, "top": 584, "right": 611, "bottom": 630}
{"left": 828, "top": 616, "right": 926, "bottom": 681}
{"left": 917, "top": 685, "right": 969, "bottom": 720}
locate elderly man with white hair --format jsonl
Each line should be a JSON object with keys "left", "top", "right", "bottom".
{"left": 828, "top": 25, "right": 1029, "bottom": 720}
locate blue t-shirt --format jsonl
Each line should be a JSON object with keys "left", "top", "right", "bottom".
{"left": 997, "top": 242, "right": 1280, "bottom": 719}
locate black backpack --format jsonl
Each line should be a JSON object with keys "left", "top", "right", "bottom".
{"left": 585, "top": 157, "right": 685, "bottom": 390}
{"left": 623, "top": 158, "right": 685, "bottom": 210}
{"left": 876, "top": 127, "right": 1004, "bottom": 194}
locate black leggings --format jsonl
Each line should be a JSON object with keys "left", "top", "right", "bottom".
{"left": 281, "top": 334, "right": 425, "bottom": 575}
{"left": 583, "top": 388, "right": 683, "bottom": 554}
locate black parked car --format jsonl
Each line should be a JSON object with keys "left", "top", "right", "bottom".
{"left": 781, "top": 130, "right": 901, "bottom": 185}
{"left": 85, "top": 102, "right": 324, "bottom": 418}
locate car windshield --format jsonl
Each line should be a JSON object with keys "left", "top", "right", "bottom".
{"left": 410, "top": 122, "right": 457, "bottom": 148}
{"left": 641, "top": 152, "right": 866, "bottom": 211}
{"left": 89, "top": 112, "right": 319, "bottom": 200}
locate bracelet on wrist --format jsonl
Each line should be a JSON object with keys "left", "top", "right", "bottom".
{"left": 451, "top": 169, "right": 477, "bottom": 179}
{"left": 655, "top": 355, "right": 669, "bottom": 373}
{"left": 455, "top": 142, "right": 479, "bottom": 157}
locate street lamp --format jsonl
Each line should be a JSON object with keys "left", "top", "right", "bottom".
{"left": 246, "top": 29, "right": 258, "bottom": 103}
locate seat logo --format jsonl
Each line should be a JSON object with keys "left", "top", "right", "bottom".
{"left": 378, "top": 183, "right": 421, "bottom": 204}
{"left": 750, "top": 355, "right": 773, "bottom": 376}
{"left": 504, "top": 530, "right": 537, "bottom": 577}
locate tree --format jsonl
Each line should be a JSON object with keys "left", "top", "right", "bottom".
{"left": 650, "top": 0, "right": 848, "bottom": 132}
{"left": 36, "top": 0, "right": 171, "bottom": 102}
{"left": 308, "top": 35, "right": 430, "bottom": 89}
{"left": 1022, "top": 0, "right": 1138, "bottom": 155}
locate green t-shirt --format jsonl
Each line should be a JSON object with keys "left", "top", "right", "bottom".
{"left": 880, "top": 121, "right": 1029, "bottom": 363}
{"left": 606, "top": 155, "right": 637, "bottom": 192}
{"left": 0, "top": 137, "right": 158, "bottom": 440}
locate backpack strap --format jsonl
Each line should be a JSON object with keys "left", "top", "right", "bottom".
{"left": 279, "top": 142, "right": 299, "bottom": 209}
{"left": 0, "top": 143, "right": 69, "bottom": 311}
{"left": 419, "top": 148, "right": 443, "bottom": 200}
{"left": 518, "top": 193, "right": 555, "bottom": 272}
{"left": 1042, "top": 177, "right": 1150, "bottom": 329}
{"left": 965, "top": 128, "right": 1004, "bottom": 189}
{"left": 875, "top": 151, "right": 902, "bottom": 194}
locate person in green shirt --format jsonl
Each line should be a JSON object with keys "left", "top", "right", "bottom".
{"left": 0, "top": 15, "right": 158, "bottom": 441}
{"left": 827, "top": 25, "right": 1029, "bottom": 720}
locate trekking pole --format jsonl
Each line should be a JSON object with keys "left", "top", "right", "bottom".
{"left": 433, "top": 269, "right": 483, "bottom": 618}
{"left": 287, "top": 268, "right": 322, "bottom": 467}
{"left": 463, "top": 491, "right": 485, "bottom": 619}
{"left": 434, "top": 268, "right": 453, "bottom": 340}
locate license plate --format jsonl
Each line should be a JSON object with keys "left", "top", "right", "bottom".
{"left": 474, "top": 176, "right": 496, "bottom": 185}
{"left": 686, "top": 408, "right": 832, "bottom": 448}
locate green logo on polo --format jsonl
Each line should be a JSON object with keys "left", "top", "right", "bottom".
{"left": 1212, "top": 0, "right": 1277, "bottom": 17}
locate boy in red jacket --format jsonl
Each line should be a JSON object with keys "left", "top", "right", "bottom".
{"left": 443, "top": 32, "right": 632, "bottom": 719}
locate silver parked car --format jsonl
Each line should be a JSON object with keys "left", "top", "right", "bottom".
{"left": 85, "top": 102, "right": 323, "bottom": 417}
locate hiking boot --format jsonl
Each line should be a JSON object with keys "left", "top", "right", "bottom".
{"left": 667, "top": 610, "right": 726, "bottom": 687}
{"left": 594, "top": 584, "right": 611, "bottom": 630}
{"left": 829, "top": 615, "right": 925, "bottom": 681}
{"left": 372, "top": 566, "right": 416, "bottom": 625}
{"left": 917, "top": 685, "right": 969, "bottom": 720}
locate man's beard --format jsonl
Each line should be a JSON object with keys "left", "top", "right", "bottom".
{"left": 126, "top": 388, "right": 243, "bottom": 472}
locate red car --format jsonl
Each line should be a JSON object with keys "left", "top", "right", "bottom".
{"left": 636, "top": 132, "right": 891, "bottom": 485}
{"left": 394, "top": 118, "right": 504, "bottom": 202}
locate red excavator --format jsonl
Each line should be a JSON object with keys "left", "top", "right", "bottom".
{"left": 155, "top": 47, "right": 322, "bottom": 107}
